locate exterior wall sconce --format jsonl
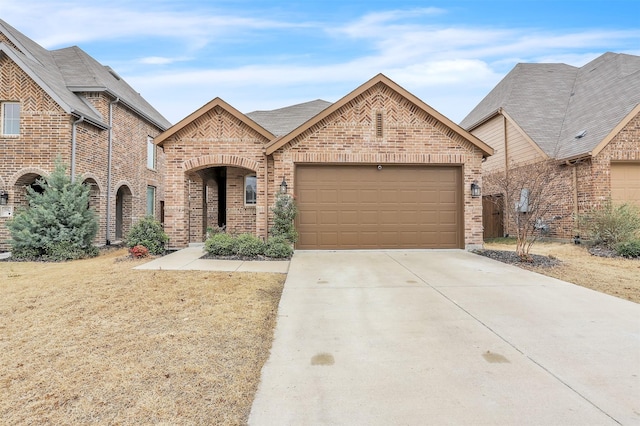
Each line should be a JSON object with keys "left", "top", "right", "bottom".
{"left": 470, "top": 181, "right": 481, "bottom": 198}
{"left": 280, "top": 178, "right": 288, "bottom": 194}
{"left": 0, "top": 191, "right": 8, "bottom": 205}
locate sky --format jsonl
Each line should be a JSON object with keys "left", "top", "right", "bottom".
{"left": 1, "top": 0, "right": 639, "bottom": 125}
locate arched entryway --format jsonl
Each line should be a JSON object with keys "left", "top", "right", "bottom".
{"left": 13, "top": 172, "right": 45, "bottom": 208}
{"left": 186, "top": 165, "right": 257, "bottom": 243}
{"left": 115, "top": 185, "right": 132, "bottom": 240}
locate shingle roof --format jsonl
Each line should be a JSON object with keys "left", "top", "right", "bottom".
{"left": 460, "top": 52, "right": 640, "bottom": 160}
{"left": 246, "top": 99, "right": 332, "bottom": 136}
{"left": 0, "top": 19, "right": 170, "bottom": 130}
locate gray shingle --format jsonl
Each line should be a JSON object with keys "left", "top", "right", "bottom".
{"left": 0, "top": 19, "right": 170, "bottom": 130}
{"left": 246, "top": 99, "right": 332, "bottom": 136}
{"left": 461, "top": 53, "right": 640, "bottom": 160}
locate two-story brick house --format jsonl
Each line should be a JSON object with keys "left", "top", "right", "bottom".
{"left": 0, "top": 19, "right": 171, "bottom": 251}
{"left": 461, "top": 53, "right": 640, "bottom": 240}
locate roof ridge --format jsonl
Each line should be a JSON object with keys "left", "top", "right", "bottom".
{"left": 552, "top": 66, "right": 580, "bottom": 156}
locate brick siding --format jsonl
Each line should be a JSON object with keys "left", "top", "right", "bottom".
{"left": 162, "top": 82, "right": 486, "bottom": 249}
{"left": 0, "top": 56, "right": 165, "bottom": 251}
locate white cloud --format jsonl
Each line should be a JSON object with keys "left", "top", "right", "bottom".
{"left": 138, "top": 56, "right": 191, "bottom": 65}
{"left": 4, "top": 1, "right": 639, "bottom": 125}
{"left": 1, "top": 0, "right": 308, "bottom": 50}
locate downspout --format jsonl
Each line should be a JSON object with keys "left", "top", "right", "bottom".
{"left": 263, "top": 151, "right": 269, "bottom": 241}
{"left": 572, "top": 166, "right": 579, "bottom": 225}
{"left": 502, "top": 110, "right": 509, "bottom": 237}
{"left": 71, "top": 115, "right": 85, "bottom": 182}
{"left": 106, "top": 97, "right": 120, "bottom": 245}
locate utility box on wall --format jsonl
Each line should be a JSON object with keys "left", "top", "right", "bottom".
{"left": 0, "top": 206, "right": 13, "bottom": 218}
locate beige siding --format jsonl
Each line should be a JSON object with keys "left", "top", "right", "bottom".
{"left": 473, "top": 116, "right": 505, "bottom": 173}
{"left": 506, "top": 121, "right": 544, "bottom": 165}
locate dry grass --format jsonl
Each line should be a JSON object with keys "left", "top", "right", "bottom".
{"left": 485, "top": 240, "right": 640, "bottom": 303}
{"left": 0, "top": 248, "right": 285, "bottom": 425}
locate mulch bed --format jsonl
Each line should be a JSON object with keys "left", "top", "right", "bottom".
{"left": 473, "top": 249, "right": 561, "bottom": 268}
{"left": 200, "top": 253, "right": 290, "bottom": 261}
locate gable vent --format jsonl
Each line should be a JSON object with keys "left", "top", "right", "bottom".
{"left": 375, "top": 112, "right": 383, "bottom": 137}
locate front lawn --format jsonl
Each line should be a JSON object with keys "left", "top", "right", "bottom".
{"left": 0, "top": 248, "right": 285, "bottom": 425}
{"left": 483, "top": 240, "right": 640, "bottom": 303}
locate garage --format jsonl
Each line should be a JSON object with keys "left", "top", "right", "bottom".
{"left": 295, "top": 164, "right": 463, "bottom": 249}
{"left": 611, "top": 162, "right": 640, "bottom": 206}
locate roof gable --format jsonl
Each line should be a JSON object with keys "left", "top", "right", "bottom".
{"left": 246, "top": 99, "right": 332, "bottom": 136}
{"left": 154, "top": 97, "right": 274, "bottom": 146}
{"left": 266, "top": 73, "right": 493, "bottom": 156}
{"left": 462, "top": 52, "right": 640, "bottom": 160}
{"left": 0, "top": 19, "right": 170, "bottom": 131}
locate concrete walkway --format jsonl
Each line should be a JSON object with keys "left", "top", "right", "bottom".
{"left": 249, "top": 250, "right": 640, "bottom": 425}
{"left": 134, "top": 245, "right": 289, "bottom": 273}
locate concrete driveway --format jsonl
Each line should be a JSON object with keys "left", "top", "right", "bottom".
{"left": 249, "top": 250, "right": 640, "bottom": 425}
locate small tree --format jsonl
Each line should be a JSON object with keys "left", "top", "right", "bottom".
{"left": 484, "top": 160, "right": 564, "bottom": 260}
{"left": 270, "top": 193, "right": 298, "bottom": 243}
{"left": 125, "top": 216, "right": 168, "bottom": 255}
{"left": 7, "top": 161, "right": 98, "bottom": 261}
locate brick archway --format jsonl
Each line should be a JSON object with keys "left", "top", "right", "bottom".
{"left": 183, "top": 154, "right": 260, "bottom": 173}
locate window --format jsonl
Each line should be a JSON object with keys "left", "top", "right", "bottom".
{"left": 245, "top": 175, "right": 257, "bottom": 206}
{"left": 2, "top": 102, "right": 20, "bottom": 136}
{"left": 146, "top": 186, "right": 156, "bottom": 216}
{"left": 147, "top": 136, "right": 156, "bottom": 170}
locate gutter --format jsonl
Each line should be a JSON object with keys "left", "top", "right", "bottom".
{"left": 71, "top": 115, "right": 85, "bottom": 182}
{"left": 106, "top": 97, "right": 120, "bottom": 245}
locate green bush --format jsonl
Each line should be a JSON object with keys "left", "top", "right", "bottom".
{"left": 236, "top": 233, "right": 266, "bottom": 257}
{"left": 270, "top": 193, "right": 298, "bottom": 243}
{"left": 7, "top": 161, "right": 99, "bottom": 261}
{"left": 615, "top": 239, "right": 640, "bottom": 258}
{"left": 205, "top": 233, "right": 238, "bottom": 256}
{"left": 580, "top": 202, "right": 640, "bottom": 248}
{"left": 125, "top": 216, "right": 168, "bottom": 255}
{"left": 264, "top": 236, "right": 293, "bottom": 259}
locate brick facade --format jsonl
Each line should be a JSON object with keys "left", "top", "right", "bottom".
{"left": 159, "top": 78, "right": 488, "bottom": 250}
{"left": 0, "top": 56, "right": 166, "bottom": 251}
{"left": 481, "top": 111, "right": 640, "bottom": 240}
{"left": 160, "top": 104, "right": 270, "bottom": 248}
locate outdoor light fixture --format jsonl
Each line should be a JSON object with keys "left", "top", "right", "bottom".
{"left": 470, "top": 181, "right": 481, "bottom": 198}
{"left": 280, "top": 177, "right": 288, "bottom": 194}
{"left": 0, "top": 191, "right": 8, "bottom": 205}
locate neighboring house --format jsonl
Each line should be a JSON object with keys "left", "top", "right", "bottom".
{"left": 154, "top": 74, "right": 493, "bottom": 250}
{"left": 461, "top": 52, "right": 640, "bottom": 240}
{"left": 0, "top": 20, "right": 171, "bottom": 251}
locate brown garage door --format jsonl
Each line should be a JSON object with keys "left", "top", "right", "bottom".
{"left": 295, "top": 165, "right": 462, "bottom": 249}
{"left": 611, "top": 162, "right": 640, "bottom": 206}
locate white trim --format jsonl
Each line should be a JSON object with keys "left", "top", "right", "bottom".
{"left": 244, "top": 174, "right": 257, "bottom": 206}
{"left": 1, "top": 101, "right": 20, "bottom": 136}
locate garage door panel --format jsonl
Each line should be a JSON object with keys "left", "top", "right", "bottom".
{"left": 340, "top": 210, "right": 358, "bottom": 224}
{"left": 319, "top": 189, "right": 338, "bottom": 203}
{"left": 360, "top": 210, "right": 378, "bottom": 224}
{"left": 297, "top": 188, "right": 318, "bottom": 203}
{"left": 379, "top": 189, "right": 398, "bottom": 203}
{"left": 611, "top": 163, "right": 640, "bottom": 206}
{"left": 298, "top": 210, "right": 318, "bottom": 225}
{"left": 319, "top": 210, "right": 339, "bottom": 225}
{"left": 359, "top": 189, "right": 378, "bottom": 203}
{"left": 296, "top": 165, "right": 462, "bottom": 249}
